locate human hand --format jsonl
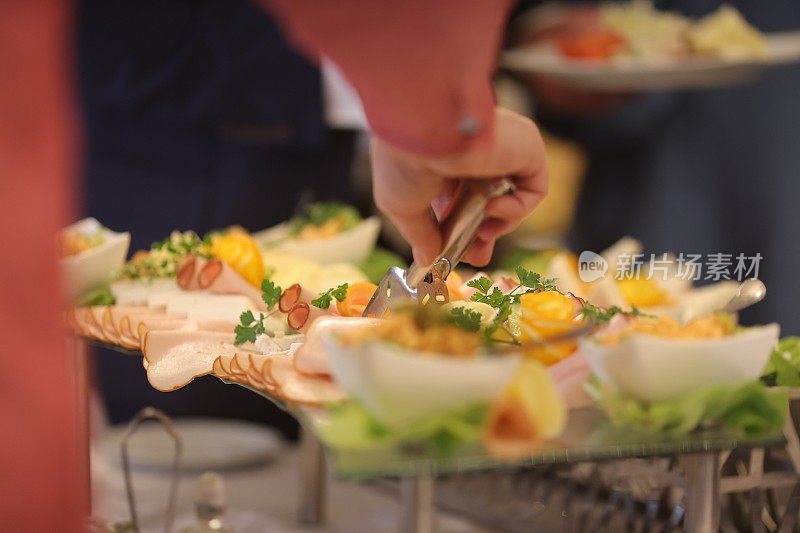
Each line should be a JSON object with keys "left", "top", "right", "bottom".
{"left": 371, "top": 107, "right": 548, "bottom": 267}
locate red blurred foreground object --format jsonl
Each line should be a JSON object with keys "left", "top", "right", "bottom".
{"left": 0, "top": 1, "right": 86, "bottom": 531}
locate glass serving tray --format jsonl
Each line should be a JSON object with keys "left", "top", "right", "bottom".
{"left": 81, "top": 338, "right": 785, "bottom": 481}
{"left": 234, "top": 383, "right": 785, "bottom": 481}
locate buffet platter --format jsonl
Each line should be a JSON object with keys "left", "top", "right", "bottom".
{"left": 504, "top": 2, "right": 800, "bottom": 91}
{"left": 63, "top": 205, "right": 800, "bottom": 530}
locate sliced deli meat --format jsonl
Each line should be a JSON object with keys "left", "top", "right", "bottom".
{"left": 163, "top": 293, "right": 257, "bottom": 323}
{"left": 268, "top": 354, "right": 346, "bottom": 405}
{"left": 198, "top": 259, "right": 266, "bottom": 310}
{"left": 177, "top": 254, "right": 207, "bottom": 290}
{"left": 111, "top": 278, "right": 179, "bottom": 306}
{"left": 143, "top": 329, "right": 241, "bottom": 391}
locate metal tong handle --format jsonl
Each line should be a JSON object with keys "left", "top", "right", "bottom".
{"left": 405, "top": 177, "right": 515, "bottom": 288}
{"left": 120, "top": 407, "right": 182, "bottom": 533}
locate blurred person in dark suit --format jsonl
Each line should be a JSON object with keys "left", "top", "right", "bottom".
{"left": 514, "top": 0, "right": 800, "bottom": 334}
{"left": 78, "top": 0, "right": 363, "bottom": 438}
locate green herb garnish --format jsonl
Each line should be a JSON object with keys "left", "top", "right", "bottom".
{"left": 763, "top": 337, "right": 800, "bottom": 387}
{"left": 118, "top": 230, "right": 209, "bottom": 280}
{"left": 311, "top": 283, "right": 349, "bottom": 309}
{"left": 447, "top": 307, "right": 483, "bottom": 332}
{"left": 515, "top": 266, "right": 558, "bottom": 292}
{"left": 581, "top": 302, "right": 651, "bottom": 324}
{"left": 260, "top": 279, "right": 282, "bottom": 310}
{"left": 288, "top": 202, "right": 362, "bottom": 236}
{"left": 74, "top": 284, "right": 115, "bottom": 307}
{"left": 465, "top": 267, "right": 558, "bottom": 345}
{"left": 234, "top": 310, "right": 266, "bottom": 345}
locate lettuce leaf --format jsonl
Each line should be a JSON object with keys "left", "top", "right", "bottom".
{"left": 358, "top": 248, "right": 407, "bottom": 284}
{"left": 762, "top": 337, "right": 800, "bottom": 387}
{"left": 74, "top": 284, "right": 115, "bottom": 307}
{"left": 589, "top": 379, "right": 787, "bottom": 436}
{"left": 317, "top": 401, "right": 488, "bottom": 455}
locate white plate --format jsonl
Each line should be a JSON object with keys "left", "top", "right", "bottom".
{"left": 324, "top": 334, "right": 521, "bottom": 428}
{"left": 61, "top": 218, "right": 130, "bottom": 299}
{"left": 255, "top": 216, "right": 380, "bottom": 264}
{"left": 101, "top": 418, "right": 284, "bottom": 471}
{"left": 580, "top": 323, "right": 779, "bottom": 403}
{"left": 502, "top": 31, "right": 800, "bottom": 91}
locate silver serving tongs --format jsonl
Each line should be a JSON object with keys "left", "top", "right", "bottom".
{"left": 363, "top": 178, "right": 515, "bottom": 317}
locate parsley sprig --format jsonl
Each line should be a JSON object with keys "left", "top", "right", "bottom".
{"left": 463, "top": 267, "right": 557, "bottom": 345}
{"left": 447, "top": 307, "right": 483, "bottom": 332}
{"left": 261, "top": 279, "right": 282, "bottom": 310}
{"left": 234, "top": 310, "right": 267, "bottom": 345}
{"left": 580, "top": 301, "right": 650, "bottom": 324}
{"left": 234, "top": 277, "right": 282, "bottom": 345}
{"left": 311, "top": 283, "right": 349, "bottom": 309}
{"left": 467, "top": 267, "right": 557, "bottom": 307}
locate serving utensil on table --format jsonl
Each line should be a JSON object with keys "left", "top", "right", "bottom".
{"left": 679, "top": 278, "right": 767, "bottom": 325}
{"left": 363, "top": 178, "right": 516, "bottom": 318}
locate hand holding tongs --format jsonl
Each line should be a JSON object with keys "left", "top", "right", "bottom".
{"left": 363, "top": 177, "right": 515, "bottom": 317}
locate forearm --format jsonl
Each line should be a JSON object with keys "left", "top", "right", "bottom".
{"left": 261, "top": 0, "right": 513, "bottom": 156}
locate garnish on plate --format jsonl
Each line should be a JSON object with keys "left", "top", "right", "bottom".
{"left": 588, "top": 377, "right": 786, "bottom": 436}
{"left": 311, "top": 283, "right": 349, "bottom": 310}
{"left": 119, "top": 230, "right": 209, "bottom": 280}
{"left": 597, "top": 313, "right": 738, "bottom": 344}
{"left": 466, "top": 267, "right": 559, "bottom": 345}
{"left": 60, "top": 228, "right": 105, "bottom": 258}
{"left": 234, "top": 310, "right": 267, "bottom": 345}
{"left": 338, "top": 305, "right": 483, "bottom": 357}
{"left": 288, "top": 202, "right": 362, "bottom": 240}
{"left": 260, "top": 279, "right": 282, "bottom": 311}
{"left": 580, "top": 301, "right": 650, "bottom": 324}
{"left": 74, "top": 284, "right": 115, "bottom": 307}
{"left": 334, "top": 281, "right": 377, "bottom": 317}
{"left": 209, "top": 230, "right": 265, "bottom": 287}
{"left": 762, "top": 337, "right": 800, "bottom": 387}
{"left": 447, "top": 307, "right": 483, "bottom": 333}
{"left": 233, "top": 276, "right": 283, "bottom": 345}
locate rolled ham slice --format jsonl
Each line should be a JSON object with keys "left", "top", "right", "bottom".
{"left": 278, "top": 283, "right": 319, "bottom": 313}
{"left": 293, "top": 316, "right": 381, "bottom": 376}
{"left": 197, "top": 259, "right": 265, "bottom": 311}
{"left": 278, "top": 283, "right": 322, "bottom": 313}
{"left": 177, "top": 254, "right": 207, "bottom": 290}
{"left": 286, "top": 302, "right": 336, "bottom": 333}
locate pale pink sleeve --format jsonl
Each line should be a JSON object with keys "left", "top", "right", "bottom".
{"left": 261, "top": 0, "right": 513, "bottom": 156}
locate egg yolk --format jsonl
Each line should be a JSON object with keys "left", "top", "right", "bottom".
{"left": 519, "top": 291, "right": 580, "bottom": 365}
{"left": 616, "top": 278, "right": 669, "bottom": 307}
